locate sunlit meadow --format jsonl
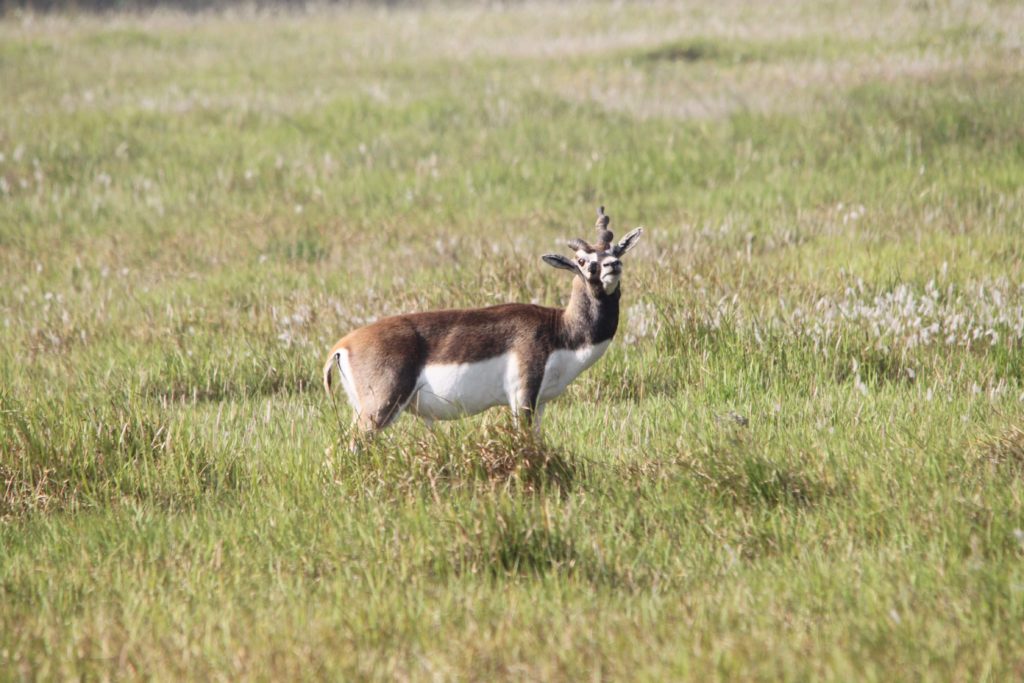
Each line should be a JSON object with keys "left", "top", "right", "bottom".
{"left": 2, "top": 0, "right": 1024, "bottom": 679}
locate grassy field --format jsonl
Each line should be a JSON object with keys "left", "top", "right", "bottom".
{"left": 3, "top": 0, "right": 1024, "bottom": 679}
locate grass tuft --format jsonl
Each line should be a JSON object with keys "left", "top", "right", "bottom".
{"left": 684, "top": 433, "right": 840, "bottom": 509}
{"left": 977, "top": 425, "right": 1024, "bottom": 475}
{"left": 326, "top": 418, "right": 580, "bottom": 501}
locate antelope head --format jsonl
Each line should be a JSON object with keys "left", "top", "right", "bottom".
{"left": 542, "top": 206, "right": 644, "bottom": 296}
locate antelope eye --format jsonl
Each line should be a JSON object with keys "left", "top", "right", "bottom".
{"left": 577, "top": 258, "right": 586, "bottom": 266}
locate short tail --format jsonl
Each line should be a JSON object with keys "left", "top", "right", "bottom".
{"left": 323, "top": 351, "right": 340, "bottom": 396}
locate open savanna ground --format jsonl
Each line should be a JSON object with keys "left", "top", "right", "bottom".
{"left": 3, "top": 0, "right": 1024, "bottom": 679}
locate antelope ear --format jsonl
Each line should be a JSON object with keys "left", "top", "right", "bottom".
{"left": 541, "top": 254, "right": 577, "bottom": 272}
{"left": 567, "top": 238, "right": 591, "bottom": 253}
{"left": 612, "top": 227, "right": 644, "bottom": 257}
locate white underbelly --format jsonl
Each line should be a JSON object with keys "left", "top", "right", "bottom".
{"left": 406, "top": 341, "right": 611, "bottom": 421}
{"left": 538, "top": 340, "right": 611, "bottom": 403}
{"left": 409, "top": 352, "right": 520, "bottom": 420}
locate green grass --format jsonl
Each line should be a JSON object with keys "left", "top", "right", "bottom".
{"left": 3, "top": 1, "right": 1024, "bottom": 679}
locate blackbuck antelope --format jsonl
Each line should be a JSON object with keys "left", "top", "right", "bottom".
{"left": 323, "top": 207, "right": 642, "bottom": 436}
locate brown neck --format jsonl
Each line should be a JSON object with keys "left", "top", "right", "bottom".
{"left": 559, "top": 276, "right": 621, "bottom": 348}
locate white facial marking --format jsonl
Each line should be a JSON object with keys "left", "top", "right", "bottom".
{"left": 574, "top": 251, "right": 599, "bottom": 271}
{"left": 577, "top": 249, "right": 624, "bottom": 293}
{"left": 599, "top": 253, "right": 622, "bottom": 293}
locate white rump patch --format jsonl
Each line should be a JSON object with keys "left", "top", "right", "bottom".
{"left": 335, "top": 349, "right": 362, "bottom": 416}
{"left": 538, "top": 340, "right": 611, "bottom": 403}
